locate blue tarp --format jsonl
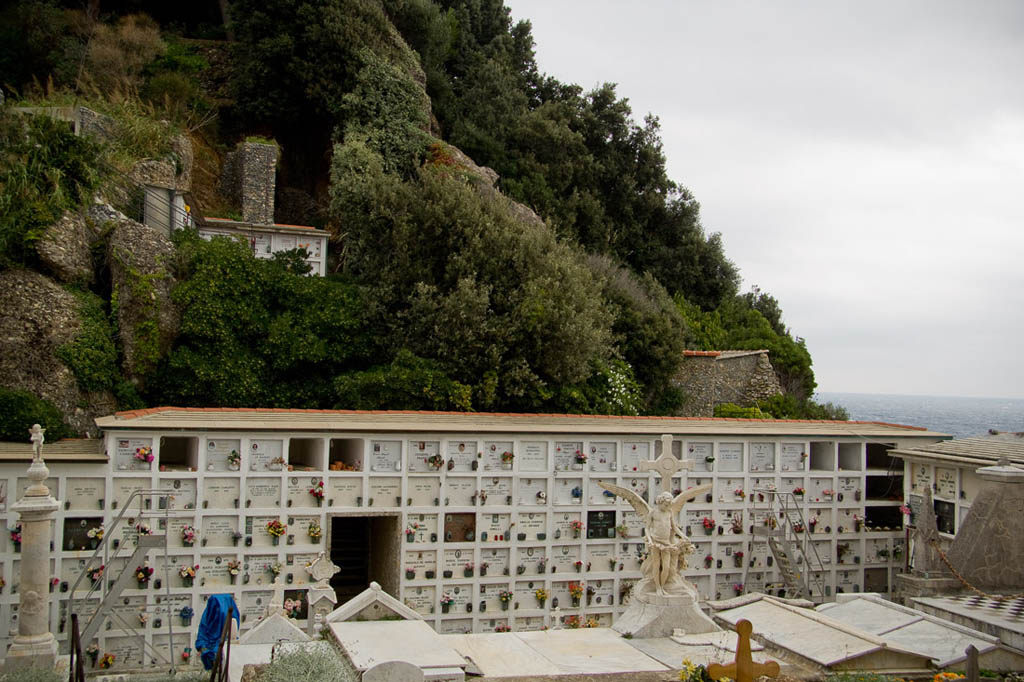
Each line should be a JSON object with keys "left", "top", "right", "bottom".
{"left": 195, "top": 594, "right": 240, "bottom": 670}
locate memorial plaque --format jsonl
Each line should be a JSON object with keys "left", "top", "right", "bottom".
{"left": 780, "top": 442, "right": 805, "bottom": 471}
{"left": 443, "top": 513, "right": 476, "bottom": 542}
{"left": 159, "top": 478, "right": 197, "bottom": 510}
{"left": 369, "top": 440, "right": 402, "bottom": 473}
{"left": 520, "top": 442, "right": 548, "bottom": 472}
{"left": 114, "top": 437, "right": 153, "bottom": 471}
{"left": 517, "top": 511, "right": 546, "bottom": 537}
{"left": 200, "top": 516, "right": 237, "bottom": 547}
{"left": 402, "top": 585, "right": 436, "bottom": 616}
{"left": 478, "top": 582, "right": 506, "bottom": 609}
{"left": 249, "top": 515, "right": 283, "bottom": 547}
{"left": 406, "top": 513, "right": 438, "bottom": 540}
{"left": 553, "top": 477, "right": 583, "bottom": 506}
{"left": 481, "top": 477, "right": 511, "bottom": 506}
{"left": 590, "top": 477, "right": 617, "bottom": 505}
{"left": 60, "top": 558, "right": 88, "bottom": 584}
{"left": 442, "top": 441, "right": 476, "bottom": 473}
{"left": 61, "top": 517, "right": 103, "bottom": 551}
{"left": 685, "top": 442, "right": 712, "bottom": 471}
{"left": 621, "top": 441, "right": 650, "bottom": 473}
{"left": 936, "top": 467, "right": 957, "bottom": 499}
{"left": 514, "top": 579, "right": 542, "bottom": 605}
{"left": 515, "top": 615, "right": 544, "bottom": 631}
{"left": 838, "top": 476, "right": 859, "bottom": 493}
{"left": 202, "top": 478, "right": 240, "bottom": 510}
{"left": 289, "top": 517, "right": 320, "bottom": 546}
{"left": 246, "top": 478, "right": 281, "bottom": 509}
{"left": 586, "top": 543, "right": 614, "bottom": 567}
{"left": 442, "top": 583, "right": 472, "bottom": 608}
{"left": 518, "top": 478, "right": 547, "bottom": 506}
{"left": 588, "top": 442, "right": 617, "bottom": 472}
{"left": 286, "top": 475, "right": 322, "bottom": 509}
{"left": 404, "top": 550, "right": 437, "bottom": 573}
{"left": 444, "top": 477, "right": 476, "bottom": 507}
{"left": 65, "top": 478, "right": 105, "bottom": 511}
{"left": 250, "top": 439, "right": 283, "bottom": 472}
{"left": 107, "top": 636, "right": 146, "bottom": 666}
{"left": 516, "top": 546, "right": 546, "bottom": 572}
{"left": 442, "top": 548, "right": 472, "bottom": 573}
{"left": 623, "top": 510, "right": 644, "bottom": 536}
{"left": 718, "top": 477, "right": 743, "bottom": 500}
{"left": 587, "top": 510, "right": 616, "bottom": 539}
{"left": 479, "top": 547, "right": 510, "bottom": 575}
{"left": 239, "top": 590, "right": 272, "bottom": 626}
{"left": 205, "top": 438, "right": 241, "bottom": 473}
{"left": 478, "top": 513, "right": 511, "bottom": 542}
{"left": 911, "top": 463, "right": 932, "bottom": 493}
{"left": 554, "top": 442, "right": 583, "bottom": 471}
{"left": 199, "top": 555, "right": 233, "bottom": 586}
{"left": 244, "top": 555, "right": 280, "bottom": 585}
{"left": 551, "top": 544, "right": 581, "bottom": 572}
{"left": 549, "top": 580, "right": 572, "bottom": 602}
{"left": 286, "top": 553, "right": 319, "bottom": 584}
{"left": 718, "top": 443, "right": 743, "bottom": 472}
{"left": 368, "top": 478, "right": 400, "bottom": 507}
{"left": 327, "top": 477, "right": 362, "bottom": 507}
{"left": 438, "top": 618, "right": 473, "bottom": 634}
{"left": 750, "top": 442, "right": 775, "bottom": 472}
{"left": 408, "top": 441, "right": 440, "bottom": 473}
{"left": 812, "top": 540, "right": 831, "bottom": 564}
{"left": 624, "top": 477, "right": 648, "bottom": 504}
{"left": 552, "top": 512, "right": 582, "bottom": 537}
{"left": 481, "top": 441, "right": 513, "bottom": 471}
{"left": 406, "top": 477, "right": 439, "bottom": 507}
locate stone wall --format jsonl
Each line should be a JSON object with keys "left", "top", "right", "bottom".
{"left": 220, "top": 141, "right": 279, "bottom": 224}
{"left": 673, "top": 351, "right": 782, "bottom": 417}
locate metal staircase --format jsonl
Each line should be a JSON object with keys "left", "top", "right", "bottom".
{"left": 746, "top": 488, "right": 827, "bottom": 601}
{"left": 66, "top": 488, "right": 182, "bottom": 667}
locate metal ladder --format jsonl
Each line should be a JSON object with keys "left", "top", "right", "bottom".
{"left": 746, "top": 488, "right": 827, "bottom": 601}
{"left": 66, "top": 488, "right": 183, "bottom": 668}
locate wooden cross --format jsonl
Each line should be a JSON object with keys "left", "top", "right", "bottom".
{"left": 639, "top": 434, "right": 694, "bottom": 495}
{"left": 707, "top": 620, "right": 780, "bottom": 682}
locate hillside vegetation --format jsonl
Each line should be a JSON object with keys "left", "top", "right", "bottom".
{"left": 0, "top": 0, "right": 845, "bottom": 437}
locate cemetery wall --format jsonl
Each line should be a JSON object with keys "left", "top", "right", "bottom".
{"left": 673, "top": 351, "right": 782, "bottom": 417}
{"left": 0, "top": 413, "right": 941, "bottom": 667}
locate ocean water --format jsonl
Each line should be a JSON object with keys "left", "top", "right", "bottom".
{"left": 815, "top": 392, "right": 1024, "bottom": 439}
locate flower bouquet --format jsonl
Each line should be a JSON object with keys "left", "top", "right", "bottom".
{"left": 180, "top": 606, "right": 195, "bottom": 626}
{"left": 534, "top": 588, "right": 548, "bottom": 607}
{"left": 181, "top": 525, "right": 197, "bottom": 546}
{"left": 85, "top": 643, "right": 99, "bottom": 666}
{"left": 499, "top": 589, "right": 513, "bottom": 610}
{"left": 88, "top": 565, "right": 105, "bottom": 584}
{"left": 308, "top": 520, "right": 322, "bottom": 541}
{"left": 568, "top": 581, "right": 584, "bottom": 606}
{"left": 701, "top": 517, "right": 716, "bottom": 535}
{"left": 227, "top": 560, "right": 241, "bottom": 583}
{"left": 99, "top": 653, "right": 115, "bottom": 669}
{"left": 179, "top": 564, "right": 198, "bottom": 586}
{"left": 134, "top": 446, "right": 154, "bottom": 463}
{"left": 266, "top": 519, "right": 287, "bottom": 545}
{"left": 227, "top": 449, "right": 241, "bottom": 469}
{"left": 570, "top": 519, "right": 584, "bottom": 537}
{"left": 440, "top": 592, "right": 454, "bottom": 613}
{"left": 135, "top": 563, "right": 154, "bottom": 587}
{"left": 309, "top": 481, "right": 325, "bottom": 505}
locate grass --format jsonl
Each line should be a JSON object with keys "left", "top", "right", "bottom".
{"left": 254, "top": 644, "right": 358, "bottom": 682}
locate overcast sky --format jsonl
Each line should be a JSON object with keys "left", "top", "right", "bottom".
{"left": 504, "top": 1, "right": 1024, "bottom": 399}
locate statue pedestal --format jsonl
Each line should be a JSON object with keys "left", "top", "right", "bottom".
{"left": 3, "top": 633, "right": 58, "bottom": 671}
{"left": 612, "top": 590, "right": 719, "bottom": 639}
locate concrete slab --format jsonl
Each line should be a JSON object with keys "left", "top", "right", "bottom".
{"left": 884, "top": 619, "right": 996, "bottom": 668}
{"left": 444, "top": 629, "right": 668, "bottom": 677}
{"left": 914, "top": 595, "right": 1024, "bottom": 652}
{"left": 817, "top": 598, "right": 922, "bottom": 635}
{"left": 330, "top": 621, "right": 465, "bottom": 672}
{"left": 671, "top": 630, "right": 763, "bottom": 652}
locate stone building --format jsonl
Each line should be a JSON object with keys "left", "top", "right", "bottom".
{"left": 673, "top": 350, "right": 783, "bottom": 417}
{"left": 0, "top": 408, "right": 945, "bottom": 669}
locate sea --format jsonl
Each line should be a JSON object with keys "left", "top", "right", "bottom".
{"left": 814, "top": 392, "right": 1024, "bottom": 439}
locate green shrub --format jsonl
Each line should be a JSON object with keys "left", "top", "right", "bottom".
{"left": 0, "top": 387, "right": 74, "bottom": 444}
{"left": 55, "top": 288, "right": 119, "bottom": 394}
{"left": 713, "top": 403, "right": 767, "bottom": 419}
{"left": 254, "top": 645, "right": 358, "bottom": 682}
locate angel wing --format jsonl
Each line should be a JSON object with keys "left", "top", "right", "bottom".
{"left": 597, "top": 482, "right": 650, "bottom": 517}
{"left": 670, "top": 483, "right": 713, "bottom": 515}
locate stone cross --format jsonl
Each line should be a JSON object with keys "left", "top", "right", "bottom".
{"left": 639, "top": 434, "right": 694, "bottom": 495}
{"left": 707, "top": 620, "right": 780, "bottom": 682}
{"left": 29, "top": 424, "right": 44, "bottom": 462}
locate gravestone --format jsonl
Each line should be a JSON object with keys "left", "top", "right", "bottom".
{"left": 363, "top": 660, "right": 424, "bottom": 682}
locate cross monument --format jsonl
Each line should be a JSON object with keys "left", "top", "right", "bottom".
{"left": 639, "top": 434, "right": 694, "bottom": 494}
{"left": 707, "top": 620, "right": 780, "bottom": 682}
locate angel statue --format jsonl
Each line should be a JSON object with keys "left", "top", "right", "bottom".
{"left": 599, "top": 482, "right": 712, "bottom": 597}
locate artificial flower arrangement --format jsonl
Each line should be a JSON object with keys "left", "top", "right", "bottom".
{"left": 574, "top": 560, "right": 584, "bottom": 570}
{"left": 792, "top": 487, "right": 805, "bottom": 496}
{"left": 495, "top": 623, "right": 511, "bottom": 632}
{"left": 501, "top": 450, "right": 515, "bottom": 463}
{"left": 178, "top": 564, "right": 198, "bottom": 579}
{"left": 9, "top": 525, "right": 22, "bottom": 544}
{"left": 309, "top": 481, "right": 325, "bottom": 500}
{"left": 99, "top": 653, "right": 115, "bottom": 669}
{"left": 822, "top": 489, "right": 835, "bottom": 496}
{"left": 426, "top": 453, "right": 445, "bottom": 469}
{"left": 227, "top": 450, "right": 241, "bottom": 467}
{"left": 226, "top": 560, "right": 241, "bottom": 576}
{"left": 269, "top": 562, "right": 282, "bottom": 576}
{"left": 733, "top": 488, "right": 745, "bottom": 498}
{"left": 87, "top": 525, "right": 105, "bottom": 542}
{"left": 135, "top": 564, "right": 154, "bottom": 583}
{"left": 266, "top": 519, "right": 287, "bottom": 537}
{"left": 181, "top": 648, "right": 192, "bottom": 662}
{"left": 498, "top": 590, "right": 514, "bottom": 603}
{"left": 534, "top": 588, "right": 549, "bottom": 604}
{"left": 180, "top": 606, "right": 195, "bottom": 622}
{"left": 135, "top": 523, "right": 153, "bottom": 535}
{"left": 701, "top": 517, "right": 716, "bottom": 531}
{"left": 704, "top": 553, "right": 714, "bottom": 567}
{"left": 88, "top": 565, "right": 105, "bottom": 582}
{"left": 439, "top": 592, "right": 455, "bottom": 606}
{"left": 615, "top": 523, "right": 629, "bottom": 537}
{"left": 574, "top": 450, "right": 587, "bottom": 464}
{"left": 568, "top": 582, "right": 584, "bottom": 599}
{"left": 733, "top": 582, "right": 744, "bottom": 595}
{"left": 181, "top": 525, "right": 197, "bottom": 546}
{"left": 308, "top": 520, "right": 322, "bottom": 541}
{"left": 85, "top": 643, "right": 99, "bottom": 665}
{"left": 570, "top": 520, "right": 584, "bottom": 533}
{"left": 134, "top": 446, "right": 154, "bottom": 463}
{"left": 405, "top": 522, "right": 421, "bottom": 537}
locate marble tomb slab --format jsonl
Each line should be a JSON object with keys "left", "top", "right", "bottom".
{"left": 330, "top": 620, "right": 465, "bottom": 672}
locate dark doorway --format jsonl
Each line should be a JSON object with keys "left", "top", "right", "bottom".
{"left": 329, "top": 515, "right": 400, "bottom": 605}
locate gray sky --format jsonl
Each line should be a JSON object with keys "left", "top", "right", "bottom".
{"left": 504, "top": 1, "right": 1024, "bottom": 399}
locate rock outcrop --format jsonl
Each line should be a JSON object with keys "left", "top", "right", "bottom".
{"left": 36, "top": 210, "right": 96, "bottom": 285}
{"left": 105, "top": 210, "right": 180, "bottom": 385}
{"left": 0, "top": 269, "right": 116, "bottom": 435}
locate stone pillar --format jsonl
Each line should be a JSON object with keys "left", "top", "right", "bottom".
{"left": 240, "top": 142, "right": 278, "bottom": 225}
{"left": 4, "top": 425, "right": 60, "bottom": 671}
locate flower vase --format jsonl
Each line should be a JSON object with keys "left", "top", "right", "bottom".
{"left": 573, "top": 530, "right": 580, "bottom": 539}
{"left": 272, "top": 537, "right": 279, "bottom": 546}
{"left": 704, "top": 528, "right": 713, "bottom": 536}
{"left": 316, "top": 498, "right": 322, "bottom": 507}
{"left": 230, "top": 574, "right": 237, "bottom": 585}
{"left": 571, "top": 597, "right": 580, "bottom": 607}
{"left": 501, "top": 601, "right": 509, "bottom": 611}
{"left": 87, "top": 654, "right": 98, "bottom": 668}
{"left": 536, "top": 598, "right": 546, "bottom": 608}
{"left": 138, "top": 580, "right": 147, "bottom": 589}
{"left": 441, "top": 603, "right": 450, "bottom": 614}
{"left": 90, "top": 539, "right": 99, "bottom": 549}
{"left": 181, "top": 616, "right": 192, "bottom": 627}
{"left": 183, "top": 577, "right": 193, "bottom": 587}
{"left": 406, "top": 534, "right": 414, "bottom": 543}
{"left": 13, "top": 542, "right": 20, "bottom": 553}
{"left": 464, "top": 569, "right": 473, "bottom": 578}
{"left": 733, "top": 557, "right": 743, "bottom": 568}
{"left": 405, "top": 570, "right": 415, "bottom": 579}
{"left": 575, "top": 565, "right": 581, "bottom": 573}
{"left": 480, "top": 566, "right": 487, "bottom": 577}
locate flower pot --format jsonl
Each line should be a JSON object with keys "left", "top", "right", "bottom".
{"left": 517, "top": 533, "right": 527, "bottom": 541}
{"left": 704, "top": 528, "right": 713, "bottom": 536}
{"left": 441, "top": 603, "right": 450, "bottom": 614}
{"left": 501, "top": 601, "right": 509, "bottom": 610}
{"left": 464, "top": 569, "right": 473, "bottom": 578}
{"left": 480, "top": 567, "right": 487, "bottom": 576}
{"left": 571, "top": 597, "right": 580, "bottom": 607}
{"left": 406, "top": 570, "right": 416, "bottom": 580}
{"left": 406, "top": 534, "right": 415, "bottom": 543}
{"left": 573, "top": 530, "right": 580, "bottom": 539}
{"left": 183, "top": 577, "right": 193, "bottom": 587}
{"left": 517, "top": 566, "right": 525, "bottom": 575}
{"left": 537, "top": 566, "right": 545, "bottom": 574}
{"left": 443, "top": 570, "right": 453, "bottom": 579}
{"left": 272, "top": 537, "right": 279, "bottom": 546}
{"left": 536, "top": 599, "right": 546, "bottom": 608}
{"left": 733, "top": 557, "right": 743, "bottom": 568}
{"left": 705, "top": 462, "right": 714, "bottom": 471}
{"left": 138, "top": 580, "right": 148, "bottom": 589}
